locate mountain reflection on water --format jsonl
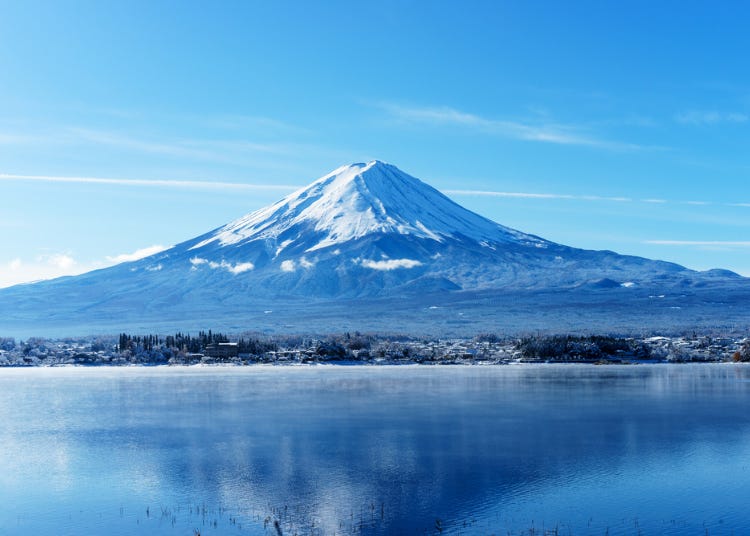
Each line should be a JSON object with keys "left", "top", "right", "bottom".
{"left": 2, "top": 365, "right": 750, "bottom": 535}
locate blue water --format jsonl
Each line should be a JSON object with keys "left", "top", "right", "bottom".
{"left": 1, "top": 364, "right": 749, "bottom": 535}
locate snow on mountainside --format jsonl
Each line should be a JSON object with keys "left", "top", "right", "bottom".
{"left": 143, "top": 159, "right": 574, "bottom": 295}
{"left": 159, "top": 159, "right": 718, "bottom": 295}
{"left": 187, "top": 160, "right": 546, "bottom": 253}
{"left": 0, "top": 160, "right": 747, "bottom": 336}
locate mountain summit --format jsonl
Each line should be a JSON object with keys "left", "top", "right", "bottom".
{"left": 189, "top": 160, "right": 544, "bottom": 254}
{"left": 0, "top": 161, "right": 747, "bottom": 335}
{"left": 171, "top": 159, "right": 727, "bottom": 296}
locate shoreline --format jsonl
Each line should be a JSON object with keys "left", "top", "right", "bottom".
{"left": 1, "top": 360, "right": 748, "bottom": 372}
{"left": 2, "top": 332, "right": 747, "bottom": 367}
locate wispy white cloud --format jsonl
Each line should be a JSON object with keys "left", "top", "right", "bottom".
{"left": 444, "top": 188, "right": 750, "bottom": 208}
{"left": 361, "top": 258, "right": 423, "bottom": 270}
{"left": 378, "top": 103, "right": 647, "bottom": 151}
{"left": 444, "top": 189, "right": 576, "bottom": 200}
{"left": 67, "top": 127, "right": 213, "bottom": 158}
{"left": 222, "top": 261, "right": 255, "bottom": 274}
{"left": 0, "top": 245, "right": 170, "bottom": 288}
{"left": 79, "top": 107, "right": 309, "bottom": 136}
{"left": 645, "top": 240, "right": 750, "bottom": 247}
{"left": 40, "top": 253, "right": 76, "bottom": 270}
{"left": 443, "top": 189, "right": 632, "bottom": 203}
{"left": 674, "top": 110, "right": 748, "bottom": 125}
{"left": 6, "top": 171, "right": 745, "bottom": 211}
{"left": 105, "top": 245, "right": 168, "bottom": 263}
{"left": 66, "top": 127, "right": 292, "bottom": 163}
{"left": 190, "top": 256, "right": 254, "bottom": 274}
{"left": 195, "top": 114, "right": 312, "bottom": 135}
{"left": 0, "top": 119, "right": 344, "bottom": 170}
{"left": 0, "top": 133, "right": 41, "bottom": 144}
{"left": 0, "top": 173, "right": 300, "bottom": 192}
{"left": 0, "top": 253, "right": 104, "bottom": 289}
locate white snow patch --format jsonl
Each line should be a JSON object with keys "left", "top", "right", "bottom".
{"left": 280, "top": 260, "right": 295, "bottom": 272}
{"left": 190, "top": 257, "right": 208, "bottom": 266}
{"left": 275, "top": 239, "right": 294, "bottom": 257}
{"left": 621, "top": 281, "right": 635, "bottom": 288}
{"left": 361, "top": 258, "right": 423, "bottom": 271}
{"left": 414, "top": 220, "right": 443, "bottom": 242}
{"left": 645, "top": 336, "right": 671, "bottom": 343}
{"left": 188, "top": 161, "right": 547, "bottom": 253}
{"left": 146, "top": 264, "right": 163, "bottom": 272}
{"left": 300, "top": 257, "right": 314, "bottom": 268}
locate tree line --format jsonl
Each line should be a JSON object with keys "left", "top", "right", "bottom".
{"left": 117, "top": 330, "right": 277, "bottom": 355}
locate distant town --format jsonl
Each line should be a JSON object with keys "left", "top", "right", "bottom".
{"left": 1, "top": 330, "right": 748, "bottom": 366}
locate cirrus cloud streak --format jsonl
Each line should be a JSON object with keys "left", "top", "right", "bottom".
{"left": 644, "top": 240, "right": 750, "bottom": 247}
{"left": 377, "top": 102, "right": 651, "bottom": 151}
{"left": 0, "top": 173, "right": 300, "bottom": 192}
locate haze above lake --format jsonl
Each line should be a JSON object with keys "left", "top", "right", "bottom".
{"left": 2, "top": 365, "right": 748, "bottom": 535}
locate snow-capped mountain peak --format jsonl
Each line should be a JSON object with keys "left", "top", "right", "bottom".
{"left": 189, "top": 160, "right": 544, "bottom": 253}
{"left": 1, "top": 160, "right": 747, "bottom": 336}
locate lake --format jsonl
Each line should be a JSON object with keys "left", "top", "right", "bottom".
{"left": 1, "top": 364, "right": 749, "bottom": 535}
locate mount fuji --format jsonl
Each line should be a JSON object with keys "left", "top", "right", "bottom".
{"left": 1, "top": 160, "right": 748, "bottom": 336}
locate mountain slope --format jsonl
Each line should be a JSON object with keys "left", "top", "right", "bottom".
{"left": 188, "top": 161, "right": 544, "bottom": 251}
{"left": 0, "top": 160, "right": 746, "bottom": 335}
{"left": 130, "top": 160, "right": 734, "bottom": 296}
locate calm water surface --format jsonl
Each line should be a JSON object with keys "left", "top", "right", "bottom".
{"left": 1, "top": 364, "right": 749, "bottom": 535}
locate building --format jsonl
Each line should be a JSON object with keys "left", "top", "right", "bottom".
{"left": 205, "top": 342, "right": 239, "bottom": 359}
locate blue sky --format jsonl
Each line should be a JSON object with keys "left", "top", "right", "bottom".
{"left": 1, "top": 0, "right": 749, "bottom": 287}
